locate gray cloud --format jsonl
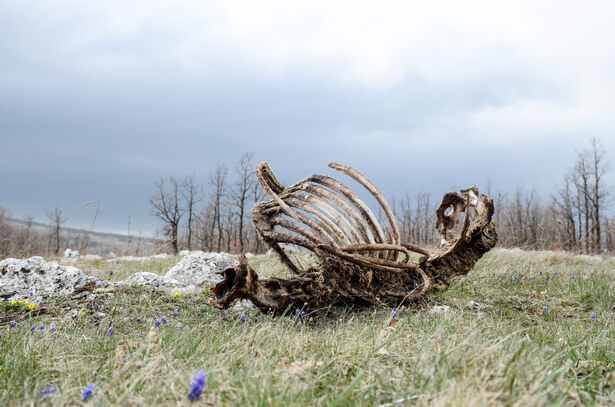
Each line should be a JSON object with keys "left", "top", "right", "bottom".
{"left": 1, "top": 1, "right": 613, "bottom": 234}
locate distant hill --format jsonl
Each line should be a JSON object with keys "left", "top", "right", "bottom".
{"left": 8, "top": 217, "right": 157, "bottom": 256}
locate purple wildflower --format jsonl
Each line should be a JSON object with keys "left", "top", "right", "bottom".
{"left": 161, "top": 316, "right": 167, "bottom": 325}
{"left": 31, "top": 326, "right": 35, "bottom": 332}
{"left": 295, "top": 309, "right": 300, "bottom": 315}
{"left": 591, "top": 312, "right": 597, "bottom": 319}
{"left": 510, "top": 277, "right": 515, "bottom": 283}
{"left": 496, "top": 309, "right": 500, "bottom": 314}
{"left": 542, "top": 305, "right": 548, "bottom": 314}
{"left": 240, "top": 313, "right": 246, "bottom": 323}
{"left": 81, "top": 382, "right": 94, "bottom": 401}
{"left": 390, "top": 310, "right": 397, "bottom": 318}
{"left": 107, "top": 326, "right": 113, "bottom": 336}
{"left": 29, "top": 291, "right": 33, "bottom": 297}
{"left": 301, "top": 311, "right": 306, "bottom": 317}
{"left": 9, "top": 320, "right": 16, "bottom": 328}
{"left": 39, "top": 301, "right": 43, "bottom": 306}
{"left": 571, "top": 275, "right": 575, "bottom": 279}
{"left": 48, "top": 387, "right": 56, "bottom": 393}
{"left": 155, "top": 319, "right": 161, "bottom": 327}
{"left": 136, "top": 317, "right": 141, "bottom": 323}
{"left": 188, "top": 370, "right": 206, "bottom": 401}
{"left": 41, "top": 389, "right": 47, "bottom": 395}
{"left": 40, "top": 324, "right": 44, "bottom": 332}
{"left": 50, "top": 323, "right": 56, "bottom": 332}
{"left": 0, "top": 332, "right": 2, "bottom": 340}
{"left": 177, "top": 323, "right": 183, "bottom": 330}
{"left": 553, "top": 270, "right": 557, "bottom": 275}
{"left": 539, "top": 270, "right": 543, "bottom": 275}
{"left": 109, "top": 269, "right": 113, "bottom": 276}
{"left": 173, "top": 311, "right": 178, "bottom": 318}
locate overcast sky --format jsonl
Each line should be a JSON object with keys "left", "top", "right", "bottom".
{"left": 1, "top": 1, "right": 614, "bottom": 235}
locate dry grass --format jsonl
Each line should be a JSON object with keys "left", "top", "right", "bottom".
{"left": 1, "top": 249, "right": 615, "bottom": 406}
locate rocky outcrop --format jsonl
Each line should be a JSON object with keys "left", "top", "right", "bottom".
{"left": 1, "top": 253, "right": 252, "bottom": 309}
{"left": 0, "top": 256, "right": 107, "bottom": 302}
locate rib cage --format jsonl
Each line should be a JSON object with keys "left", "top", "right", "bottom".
{"left": 253, "top": 162, "right": 426, "bottom": 274}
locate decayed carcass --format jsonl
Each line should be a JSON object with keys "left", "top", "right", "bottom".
{"left": 210, "top": 162, "right": 497, "bottom": 314}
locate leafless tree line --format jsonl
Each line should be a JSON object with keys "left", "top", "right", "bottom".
{"left": 0, "top": 204, "right": 152, "bottom": 259}
{"left": 147, "top": 139, "right": 614, "bottom": 255}
{"left": 0, "top": 205, "right": 70, "bottom": 258}
{"left": 551, "top": 138, "right": 609, "bottom": 253}
{"left": 0, "top": 209, "right": 41, "bottom": 258}
{"left": 0, "top": 139, "right": 611, "bottom": 259}
{"left": 391, "top": 138, "right": 611, "bottom": 254}
{"left": 149, "top": 152, "right": 265, "bottom": 255}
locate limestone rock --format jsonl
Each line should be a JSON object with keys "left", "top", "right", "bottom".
{"left": 83, "top": 254, "right": 102, "bottom": 260}
{"left": 0, "top": 256, "right": 107, "bottom": 302}
{"left": 123, "top": 272, "right": 200, "bottom": 295}
{"left": 107, "top": 253, "right": 171, "bottom": 262}
{"left": 60, "top": 248, "right": 80, "bottom": 264}
{"left": 165, "top": 252, "right": 238, "bottom": 286}
{"left": 429, "top": 305, "right": 452, "bottom": 314}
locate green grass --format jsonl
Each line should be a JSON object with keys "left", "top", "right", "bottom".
{"left": 1, "top": 249, "right": 615, "bottom": 406}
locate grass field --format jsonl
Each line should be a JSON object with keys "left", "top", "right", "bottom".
{"left": 1, "top": 249, "right": 614, "bottom": 406}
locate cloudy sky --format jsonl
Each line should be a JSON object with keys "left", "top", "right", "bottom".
{"left": 1, "top": 1, "right": 614, "bottom": 235}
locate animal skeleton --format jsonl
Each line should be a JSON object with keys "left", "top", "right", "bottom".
{"left": 210, "top": 162, "right": 497, "bottom": 313}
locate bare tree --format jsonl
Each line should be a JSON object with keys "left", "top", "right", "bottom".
{"left": 223, "top": 202, "right": 234, "bottom": 253}
{"left": 180, "top": 174, "right": 203, "bottom": 251}
{"left": 195, "top": 203, "right": 216, "bottom": 251}
{"left": 209, "top": 164, "right": 228, "bottom": 252}
{"left": 150, "top": 177, "right": 184, "bottom": 255}
{"left": 231, "top": 153, "right": 256, "bottom": 253}
{"left": 588, "top": 138, "right": 608, "bottom": 252}
{"left": 573, "top": 152, "right": 592, "bottom": 252}
{"left": 45, "top": 207, "right": 67, "bottom": 256}
{"left": 553, "top": 173, "right": 577, "bottom": 250}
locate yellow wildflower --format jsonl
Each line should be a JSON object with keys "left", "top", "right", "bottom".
{"left": 173, "top": 291, "right": 179, "bottom": 298}
{"left": 28, "top": 303, "right": 35, "bottom": 309}
{"left": 11, "top": 300, "right": 17, "bottom": 304}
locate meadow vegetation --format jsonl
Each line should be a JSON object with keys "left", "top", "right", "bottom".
{"left": 1, "top": 249, "right": 614, "bottom": 406}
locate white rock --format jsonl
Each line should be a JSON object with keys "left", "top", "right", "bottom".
{"left": 231, "top": 299, "right": 254, "bottom": 312}
{"left": 165, "top": 252, "right": 238, "bottom": 286}
{"left": 244, "top": 253, "right": 254, "bottom": 258}
{"left": 0, "top": 256, "right": 107, "bottom": 302}
{"left": 83, "top": 254, "right": 102, "bottom": 260}
{"left": 107, "top": 253, "right": 171, "bottom": 262}
{"left": 429, "top": 305, "right": 451, "bottom": 314}
{"left": 63, "top": 248, "right": 79, "bottom": 258}
{"left": 61, "top": 248, "right": 80, "bottom": 264}
{"left": 123, "top": 272, "right": 200, "bottom": 295}
{"left": 151, "top": 253, "right": 171, "bottom": 259}
{"left": 465, "top": 300, "right": 488, "bottom": 309}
